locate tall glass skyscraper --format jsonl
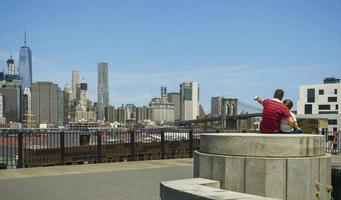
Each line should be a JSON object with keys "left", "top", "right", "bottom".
{"left": 97, "top": 62, "right": 109, "bottom": 121}
{"left": 18, "top": 33, "right": 32, "bottom": 90}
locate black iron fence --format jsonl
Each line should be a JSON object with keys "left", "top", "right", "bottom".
{"left": 1, "top": 128, "right": 340, "bottom": 169}
{"left": 0, "top": 128, "right": 203, "bottom": 169}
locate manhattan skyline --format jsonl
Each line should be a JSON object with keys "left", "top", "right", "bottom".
{"left": 0, "top": 0, "right": 340, "bottom": 111}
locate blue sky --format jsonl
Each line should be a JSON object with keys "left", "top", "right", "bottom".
{"left": 0, "top": 0, "right": 340, "bottom": 112}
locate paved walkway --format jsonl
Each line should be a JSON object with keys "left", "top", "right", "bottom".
{"left": 0, "top": 159, "right": 193, "bottom": 200}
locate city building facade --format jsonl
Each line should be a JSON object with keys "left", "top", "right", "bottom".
{"left": 18, "top": 33, "right": 32, "bottom": 90}
{"left": 136, "top": 106, "right": 153, "bottom": 122}
{"left": 297, "top": 77, "right": 341, "bottom": 133}
{"left": 31, "top": 82, "right": 59, "bottom": 126}
{"left": 167, "top": 92, "right": 180, "bottom": 121}
{"left": 150, "top": 86, "right": 175, "bottom": 124}
{"left": 97, "top": 62, "right": 109, "bottom": 121}
{"left": 71, "top": 69, "right": 79, "bottom": 100}
{"left": 180, "top": 81, "right": 199, "bottom": 121}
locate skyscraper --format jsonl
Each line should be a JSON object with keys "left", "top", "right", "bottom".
{"left": 180, "top": 81, "right": 199, "bottom": 121}
{"left": 71, "top": 69, "right": 80, "bottom": 100}
{"left": 79, "top": 81, "right": 88, "bottom": 111}
{"left": 167, "top": 92, "right": 180, "bottom": 120}
{"left": 97, "top": 62, "right": 109, "bottom": 121}
{"left": 18, "top": 32, "right": 32, "bottom": 90}
{"left": 31, "top": 82, "right": 59, "bottom": 126}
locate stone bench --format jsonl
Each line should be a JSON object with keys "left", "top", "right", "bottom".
{"left": 160, "top": 178, "right": 279, "bottom": 200}
{"left": 194, "top": 133, "right": 331, "bottom": 200}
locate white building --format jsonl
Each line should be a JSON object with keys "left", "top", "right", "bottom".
{"left": 297, "top": 77, "right": 341, "bottom": 133}
{"left": 71, "top": 69, "right": 80, "bottom": 100}
{"left": 180, "top": 81, "right": 199, "bottom": 121}
{"left": 150, "top": 86, "right": 175, "bottom": 124}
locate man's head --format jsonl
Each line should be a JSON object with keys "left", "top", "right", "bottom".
{"left": 273, "top": 89, "right": 284, "bottom": 100}
{"left": 283, "top": 99, "right": 293, "bottom": 110}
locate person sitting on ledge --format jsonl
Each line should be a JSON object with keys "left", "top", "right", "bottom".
{"left": 281, "top": 99, "right": 303, "bottom": 133}
{"left": 254, "top": 89, "right": 295, "bottom": 133}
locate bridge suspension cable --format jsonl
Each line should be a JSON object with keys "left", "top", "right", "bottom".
{"left": 237, "top": 100, "right": 262, "bottom": 113}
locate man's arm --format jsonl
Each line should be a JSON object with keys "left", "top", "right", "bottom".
{"left": 287, "top": 117, "right": 295, "bottom": 128}
{"left": 254, "top": 96, "right": 264, "bottom": 105}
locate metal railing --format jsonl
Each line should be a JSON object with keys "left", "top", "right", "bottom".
{"left": 1, "top": 128, "right": 340, "bottom": 169}
{"left": 0, "top": 128, "right": 202, "bottom": 169}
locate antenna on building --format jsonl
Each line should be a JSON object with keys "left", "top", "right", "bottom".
{"left": 24, "top": 28, "right": 27, "bottom": 47}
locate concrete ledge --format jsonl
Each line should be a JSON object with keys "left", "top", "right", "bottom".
{"left": 200, "top": 133, "right": 325, "bottom": 157}
{"left": 194, "top": 151, "right": 331, "bottom": 200}
{"left": 160, "top": 178, "right": 279, "bottom": 200}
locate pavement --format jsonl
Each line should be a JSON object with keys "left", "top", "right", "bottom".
{"left": 0, "top": 159, "right": 193, "bottom": 200}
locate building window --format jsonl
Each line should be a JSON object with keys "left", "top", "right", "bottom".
{"left": 305, "top": 104, "right": 312, "bottom": 114}
{"left": 328, "top": 97, "right": 337, "bottom": 102}
{"left": 183, "top": 88, "right": 192, "bottom": 101}
{"left": 328, "top": 119, "right": 337, "bottom": 125}
{"left": 318, "top": 111, "right": 338, "bottom": 114}
{"left": 307, "top": 89, "right": 315, "bottom": 103}
{"left": 318, "top": 105, "right": 330, "bottom": 110}
{"left": 319, "top": 89, "right": 324, "bottom": 95}
{"left": 335, "top": 89, "right": 338, "bottom": 95}
{"left": 337, "top": 105, "right": 339, "bottom": 110}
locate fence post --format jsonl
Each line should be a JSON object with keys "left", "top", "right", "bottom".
{"left": 97, "top": 130, "right": 102, "bottom": 163}
{"left": 130, "top": 130, "right": 135, "bottom": 161}
{"left": 17, "top": 130, "right": 23, "bottom": 168}
{"left": 188, "top": 129, "right": 193, "bottom": 158}
{"left": 160, "top": 130, "right": 165, "bottom": 159}
{"left": 60, "top": 130, "right": 65, "bottom": 164}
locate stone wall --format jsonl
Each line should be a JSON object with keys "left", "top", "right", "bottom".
{"left": 194, "top": 133, "right": 331, "bottom": 200}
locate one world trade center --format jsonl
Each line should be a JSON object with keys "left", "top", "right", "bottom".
{"left": 18, "top": 32, "right": 32, "bottom": 90}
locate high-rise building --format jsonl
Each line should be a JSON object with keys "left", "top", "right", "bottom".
{"left": 71, "top": 69, "right": 80, "bottom": 100}
{"left": 297, "top": 77, "right": 341, "bottom": 133}
{"left": 23, "top": 88, "right": 33, "bottom": 128}
{"left": 0, "top": 87, "right": 22, "bottom": 123}
{"left": 0, "top": 72, "right": 23, "bottom": 123}
{"left": 136, "top": 106, "right": 153, "bottom": 122}
{"left": 57, "top": 87, "right": 64, "bottom": 126}
{"left": 150, "top": 86, "right": 175, "bottom": 123}
{"left": 180, "top": 81, "right": 199, "bottom": 121}
{"left": 97, "top": 62, "right": 109, "bottom": 121}
{"left": 63, "top": 84, "right": 72, "bottom": 124}
{"left": 0, "top": 94, "right": 6, "bottom": 124}
{"left": 7, "top": 56, "right": 16, "bottom": 75}
{"left": 31, "top": 82, "right": 59, "bottom": 126}
{"left": 79, "top": 82, "right": 88, "bottom": 111}
{"left": 18, "top": 32, "right": 32, "bottom": 90}
{"left": 104, "top": 106, "right": 128, "bottom": 124}
{"left": 167, "top": 92, "right": 180, "bottom": 120}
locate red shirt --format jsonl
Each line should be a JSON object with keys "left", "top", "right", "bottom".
{"left": 260, "top": 99, "right": 291, "bottom": 133}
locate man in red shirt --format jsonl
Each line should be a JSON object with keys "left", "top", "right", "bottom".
{"left": 254, "top": 89, "right": 295, "bottom": 133}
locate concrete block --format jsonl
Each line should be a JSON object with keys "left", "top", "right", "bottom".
{"left": 160, "top": 178, "right": 280, "bottom": 200}
{"left": 193, "top": 151, "right": 200, "bottom": 177}
{"left": 319, "top": 155, "right": 332, "bottom": 200}
{"left": 245, "top": 157, "right": 286, "bottom": 199}
{"left": 200, "top": 133, "right": 325, "bottom": 157}
{"left": 224, "top": 156, "right": 245, "bottom": 193}
{"left": 195, "top": 151, "right": 212, "bottom": 179}
{"left": 287, "top": 157, "right": 319, "bottom": 200}
{"left": 211, "top": 156, "right": 226, "bottom": 188}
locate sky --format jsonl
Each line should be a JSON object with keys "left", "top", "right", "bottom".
{"left": 0, "top": 0, "right": 340, "bottom": 112}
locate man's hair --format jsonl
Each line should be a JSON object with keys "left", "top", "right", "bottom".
{"left": 283, "top": 99, "right": 293, "bottom": 110}
{"left": 273, "top": 89, "right": 284, "bottom": 100}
